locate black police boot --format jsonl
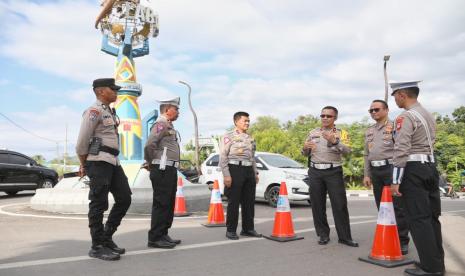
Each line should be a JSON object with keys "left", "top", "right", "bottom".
{"left": 147, "top": 239, "right": 176, "bottom": 249}
{"left": 338, "top": 239, "right": 359, "bottom": 247}
{"left": 240, "top": 230, "right": 262, "bottom": 238}
{"left": 318, "top": 236, "right": 330, "bottom": 245}
{"left": 89, "top": 245, "right": 120, "bottom": 261}
{"left": 103, "top": 225, "right": 126, "bottom": 254}
{"left": 226, "top": 232, "right": 239, "bottom": 240}
{"left": 162, "top": 234, "right": 181, "bottom": 244}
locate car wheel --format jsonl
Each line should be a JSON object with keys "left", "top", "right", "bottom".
{"left": 6, "top": 191, "right": 18, "bottom": 196}
{"left": 40, "top": 179, "right": 54, "bottom": 189}
{"left": 266, "top": 186, "right": 280, "bottom": 208}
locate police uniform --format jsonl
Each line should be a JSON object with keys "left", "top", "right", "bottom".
{"left": 390, "top": 81, "right": 444, "bottom": 274}
{"left": 364, "top": 119, "right": 410, "bottom": 252}
{"left": 75, "top": 78, "right": 132, "bottom": 258}
{"left": 303, "top": 127, "right": 356, "bottom": 245}
{"left": 144, "top": 98, "right": 181, "bottom": 247}
{"left": 220, "top": 129, "right": 259, "bottom": 237}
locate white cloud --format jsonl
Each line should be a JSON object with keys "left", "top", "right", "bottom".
{"left": 1, "top": 0, "right": 465, "bottom": 157}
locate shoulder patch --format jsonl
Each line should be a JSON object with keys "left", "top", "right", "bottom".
{"left": 396, "top": 117, "right": 404, "bottom": 131}
{"left": 88, "top": 109, "right": 100, "bottom": 121}
{"left": 156, "top": 123, "right": 165, "bottom": 133}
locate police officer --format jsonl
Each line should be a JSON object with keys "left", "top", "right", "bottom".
{"left": 220, "top": 111, "right": 261, "bottom": 240}
{"left": 363, "top": 99, "right": 410, "bottom": 255}
{"left": 302, "top": 106, "right": 358, "bottom": 247}
{"left": 390, "top": 81, "right": 444, "bottom": 276}
{"left": 76, "top": 78, "right": 132, "bottom": 261}
{"left": 144, "top": 97, "right": 181, "bottom": 249}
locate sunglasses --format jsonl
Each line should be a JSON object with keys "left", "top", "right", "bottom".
{"left": 368, "top": 108, "right": 382, "bottom": 113}
{"left": 320, "top": 114, "right": 334, "bottom": 119}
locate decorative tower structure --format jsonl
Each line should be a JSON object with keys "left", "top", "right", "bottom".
{"left": 97, "top": 0, "right": 159, "bottom": 161}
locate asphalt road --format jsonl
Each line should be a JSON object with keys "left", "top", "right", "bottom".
{"left": 0, "top": 191, "right": 464, "bottom": 276}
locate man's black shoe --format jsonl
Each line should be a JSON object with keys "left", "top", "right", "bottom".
{"left": 162, "top": 234, "right": 181, "bottom": 244}
{"left": 88, "top": 245, "right": 120, "bottom": 261}
{"left": 338, "top": 239, "right": 359, "bottom": 247}
{"left": 318, "top": 236, "right": 330, "bottom": 245}
{"left": 147, "top": 239, "right": 176, "bottom": 249}
{"left": 104, "top": 239, "right": 126, "bottom": 254}
{"left": 226, "top": 232, "right": 239, "bottom": 240}
{"left": 404, "top": 267, "right": 444, "bottom": 276}
{"left": 240, "top": 230, "right": 262, "bottom": 237}
{"left": 401, "top": 244, "right": 409, "bottom": 255}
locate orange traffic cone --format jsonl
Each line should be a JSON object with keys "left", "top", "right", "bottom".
{"left": 359, "top": 186, "right": 413, "bottom": 267}
{"left": 174, "top": 177, "right": 191, "bottom": 217}
{"left": 264, "top": 182, "right": 303, "bottom": 242}
{"left": 202, "top": 180, "right": 226, "bottom": 227}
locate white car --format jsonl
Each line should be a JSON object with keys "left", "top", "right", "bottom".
{"left": 200, "top": 152, "right": 310, "bottom": 207}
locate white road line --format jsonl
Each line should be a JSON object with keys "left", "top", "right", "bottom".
{"left": 0, "top": 203, "right": 373, "bottom": 221}
{"left": 0, "top": 219, "right": 377, "bottom": 270}
{"left": 0, "top": 203, "right": 207, "bottom": 221}
{"left": 0, "top": 210, "right": 464, "bottom": 270}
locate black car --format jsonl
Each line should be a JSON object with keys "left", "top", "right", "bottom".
{"left": 0, "top": 150, "right": 58, "bottom": 195}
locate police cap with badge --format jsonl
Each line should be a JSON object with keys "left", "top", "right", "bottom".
{"left": 390, "top": 80, "right": 421, "bottom": 95}
{"left": 92, "top": 78, "right": 122, "bottom": 91}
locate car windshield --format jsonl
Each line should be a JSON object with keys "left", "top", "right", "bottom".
{"left": 258, "top": 154, "right": 304, "bottom": 168}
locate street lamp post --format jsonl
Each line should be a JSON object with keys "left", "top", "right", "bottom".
{"left": 179, "top": 81, "right": 201, "bottom": 175}
{"left": 383, "top": 55, "right": 390, "bottom": 102}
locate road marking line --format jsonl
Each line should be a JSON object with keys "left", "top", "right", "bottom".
{"left": 0, "top": 203, "right": 207, "bottom": 221}
{"left": 0, "top": 219, "right": 377, "bottom": 270}
{"left": 0, "top": 210, "right": 464, "bottom": 270}
{"left": 0, "top": 203, "right": 373, "bottom": 221}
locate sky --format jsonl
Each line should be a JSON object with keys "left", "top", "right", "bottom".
{"left": 0, "top": 0, "right": 464, "bottom": 160}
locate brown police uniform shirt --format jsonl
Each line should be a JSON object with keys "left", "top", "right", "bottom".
{"left": 363, "top": 119, "right": 394, "bottom": 176}
{"left": 302, "top": 127, "right": 351, "bottom": 163}
{"left": 144, "top": 115, "right": 180, "bottom": 164}
{"left": 219, "top": 129, "right": 257, "bottom": 178}
{"left": 76, "top": 99, "right": 120, "bottom": 166}
{"left": 393, "top": 102, "right": 436, "bottom": 168}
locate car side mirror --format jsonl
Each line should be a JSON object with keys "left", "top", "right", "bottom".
{"left": 256, "top": 163, "right": 264, "bottom": 169}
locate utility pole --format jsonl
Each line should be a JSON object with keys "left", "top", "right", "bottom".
{"left": 63, "top": 123, "right": 68, "bottom": 173}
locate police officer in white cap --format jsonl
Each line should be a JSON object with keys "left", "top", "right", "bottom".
{"left": 76, "top": 78, "right": 132, "bottom": 261}
{"left": 143, "top": 97, "right": 182, "bottom": 249}
{"left": 390, "top": 81, "right": 444, "bottom": 276}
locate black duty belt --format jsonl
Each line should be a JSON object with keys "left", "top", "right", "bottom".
{"left": 100, "top": 146, "right": 120, "bottom": 156}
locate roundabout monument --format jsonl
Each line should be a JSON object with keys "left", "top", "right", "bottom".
{"left": 31, "top": 0, "right": 210, "bottom": 214}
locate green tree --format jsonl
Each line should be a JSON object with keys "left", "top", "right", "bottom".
{"left": 452, "top": 106, "right": 465, "bottom": 123}
{"left": 31, "top": 155, "right": 46, "bottom": 165}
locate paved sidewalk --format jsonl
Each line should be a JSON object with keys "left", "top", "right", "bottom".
{"left": 345, "top": 190, "right": 464, "bottom": 198}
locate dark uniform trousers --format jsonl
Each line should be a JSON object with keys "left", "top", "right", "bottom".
{"left": 148, "top": 164, "right": 178, "bottom": 241}
{"left": 400, "top": 162, "right": 445, "bottom": 273}
{"left": 86, "top": 161, "right": 132, "bottom": 247}
{"left": 224, "top": 164, "right": 256, "bottom": 233}
{"left": 308, "top": 166, "right": 352, "bottom": 240}
{"left": 370, "top": 164, "right": 409, "bottom": 246}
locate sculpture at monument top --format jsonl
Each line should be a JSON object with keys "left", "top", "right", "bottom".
{"left": 95, "top": 0, "right": 159, "bottom": 161}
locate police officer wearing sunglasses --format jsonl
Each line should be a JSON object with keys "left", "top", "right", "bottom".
{"left": 363, "top": 99, "right": 410, "bottom": 255}
{"left": 302, "top": 106, "right": 358, "bottom": 247}
{"left": 76, "top": 78, "right": 132, "bottom": 261}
